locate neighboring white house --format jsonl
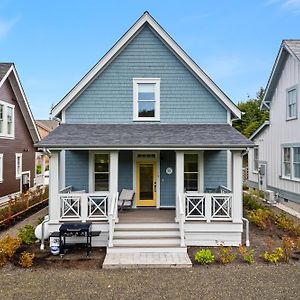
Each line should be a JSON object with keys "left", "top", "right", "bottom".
{"left": 248, "top": 40, "right": 300, "bottom": 212}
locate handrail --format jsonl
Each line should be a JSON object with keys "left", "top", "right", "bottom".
{"left": 108, "top": 192, "right": 119, "bottom": 247}
{"left": 178, "top": 193, "right": 185, "bottom": 247}
{"left": 59, "top": 186, "right": 72, "bottom": 193}
{"left": 219, "top": 185, "right": 232, "bottom": 194}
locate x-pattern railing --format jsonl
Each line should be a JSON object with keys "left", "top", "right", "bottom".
{"left": 186, "top": 195, "right": 205, "bottom": 219}
{"left": 211, "top": 195, "right": 232, "bottom": 219}
{"left": 88, "top": 195, "right": 108, "bottom": 219}
{"left": 61, "top": 195, "right": 81, "bottom": 219}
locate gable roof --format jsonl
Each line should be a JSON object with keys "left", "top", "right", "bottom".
{"left": 0, "top": 63, "right": 40, "bottom": 142}
{"left": 51, "top": 12, "right": 241, "bottom": 119}
{"left": 249, "top": 121, "right": 270, "bottom": 141}
{"left": 36, "top": 119, "right": 59, "bottom": 132}
{"left": 261, "top": 39, "right": 300, "bottom": 110}
{"left": 35, "top": 124, "right": 254, "bottom": 149}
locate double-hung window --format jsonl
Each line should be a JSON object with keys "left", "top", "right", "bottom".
{"left": 0, "top": 100, "right": 14, "bottom": 138}
{"left": 253, "top": 148, "right": 259, "bottom": 172}
{"left": 133, "top": 78, "right": 160, "bottom": 121}
{"left": 287, "top": 87, "right": 297, "bottom": 120}
{"left": 0, "top": 154, "right": 3, "bottom": 183}
{"left": 94, "top": 154, "right": 109, "bottom": 191}
{"left": 16, "top": 153, "right": 22, "bottom": 179}
{"left": 184, "top": 154, "right": 199, "bottom": 192}
{"left": 282, "top": 146, "right": 300, "bottom": 180}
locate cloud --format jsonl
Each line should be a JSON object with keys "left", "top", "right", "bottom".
{"left": 0, "top": 17, "right": 19, "bottom": 40}
{"left": 265, "top": 0, "right": 300, "bottom": 13}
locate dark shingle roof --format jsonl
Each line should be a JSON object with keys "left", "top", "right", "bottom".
{"left": 0, "top": 63, "right": 13, "bottom": 81}
{"left": 284, "top": 40, "right": 300, "bottom": 60}
{"left": 35, "top": 124, "right": 254, "bottom": 148}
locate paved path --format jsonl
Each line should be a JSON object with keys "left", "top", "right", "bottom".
{"left": 0, "top": 263, "right": 299, "bottom": 299}
{"left": 0, "top": 207, "right": 48, "bottom": 238}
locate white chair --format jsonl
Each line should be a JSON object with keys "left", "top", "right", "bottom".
{"left": 118, "top": 189, "right": 135, "bottom": 211}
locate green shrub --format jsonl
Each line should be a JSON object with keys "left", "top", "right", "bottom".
{"left": 18, "top": 225, "right": 36, "bottom": 245}
{"left": 263, "top": 247, "right": 283, "bottom": 264}
{"left": 194, "top": 249, "right": 215, "bottom": 265}
{"left": 36, "top": 164, "right": 42, "bottom": 175}
{"left": 247, "top": 208, "right": 273, "bottom": 230}
{"left": 238, "top": 245, "right": 255, "bottom": 264}
{"left": 218, "top": 245, "right": 237, "bottom": 264}
{"left": 243, "top": 194, "right": 264, "bottom": 210}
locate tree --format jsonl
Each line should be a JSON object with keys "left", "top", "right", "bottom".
{"left": 233, "top": 88, "right": 269, "bottom": 138}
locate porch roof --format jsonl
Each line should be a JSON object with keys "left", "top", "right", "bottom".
{"left": 35, "top": 123, "right": 254, "bottom": 149}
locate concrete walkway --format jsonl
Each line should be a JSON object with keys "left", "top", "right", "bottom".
{"left": 274, "top": 203, "right": 300, "bottom": 219}
{"left": 0, "top": 206, "right": 48, "bottom": 238}
{"left": 103, "top": 252, "right": 192, "bottom": 268}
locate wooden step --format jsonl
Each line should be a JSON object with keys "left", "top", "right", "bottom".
{"left": 113, "top": 238, "right": 181, "bottom": 247}
{"left": 107, "top": 246, "right": 187, "bottom": 254}
{"left": 114, "top": 223, "right": 179, "bottom": 230}
{"left": 113, "top": 230, "right": 180, "bottom": 238}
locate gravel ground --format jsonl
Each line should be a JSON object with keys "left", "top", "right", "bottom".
{"left": 0, "top": 263, "right": 299, "bottom": 300}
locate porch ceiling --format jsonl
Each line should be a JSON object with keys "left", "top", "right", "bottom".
{"left": 35, "top": 123, "right": 254, "bottom": 149}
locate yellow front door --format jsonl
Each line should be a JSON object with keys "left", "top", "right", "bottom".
{"left": 136, "top": 161, "right": 156, "bottom": 207}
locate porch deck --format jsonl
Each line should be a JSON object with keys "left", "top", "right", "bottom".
{"left": 118, "top": 208, "right": 176, "bottom": 223}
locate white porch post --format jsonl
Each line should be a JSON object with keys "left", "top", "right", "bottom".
{"left": 232, "top": 151, "right": 243, "bottom": 222}
{"left": 109, "top": 151, "right": 119, "bottom": 195}
{"left": 49, "top": 151, "right": 60, "bottom": 221}
{"left": 227, "top": 150, "right": 232, "bottom": 190}
{"left": 176, "top": 151, "right": 184, "bottom": 222}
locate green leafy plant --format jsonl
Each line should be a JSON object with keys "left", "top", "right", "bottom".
{"left": 18, "top": 225, "right": 36, "bottom": 245}
{"left": 263, "top": 247, "right": 283, "bottom": 264}
{"left": 218, "top": 245, "right": 237, "bottom": 265}
{"left": 243, "top": 194, "right": 264, "bottom": 211}
{"left": 275, "top": 214, "right": 294, "bottom": 232}
{"left": 238, "top": 245, "right": 255, "bottom": 264}
{"left": 19, "top": 251, "right": 35, "bottom": 268}
{"left": 194, "top": 249, "right": 215, "bottom": 265}
{"left": 247, "top": 208, "right": 273, "bottom": 230}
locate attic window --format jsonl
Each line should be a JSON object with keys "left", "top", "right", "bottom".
{"left": 287, "top": 87, "right": 297, "bottom": 120}
{"left": 133, "top": 78, "right": 160, "bottom": 121}
{"left": 0, "top": 100, "right": 15, "bottom": 139}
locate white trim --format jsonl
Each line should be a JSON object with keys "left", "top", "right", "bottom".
{"left": 51, "top": 12, "right": 241, "bottom": 119}
{"left": 227, "top": 150, "right": 232, "bottom": 190}
{"left": 1, "top": 65, "right": 40, "bottom": 142}
{"left": 249, "top": 121, "right": 270, "bottom": 140}
{"left": 0, "top": 100, "right": 15, "bottom": 139}
{"left": 282, "top": 146, "right": 300, "bottom": 181}
{"left": 15, "top": 153, "right": 22, "bottom": 179}
{"left": 286, "top": 85, "right": 298, "bottom": 121}
{"left": 59, "top": 150, "right": 66, "bottom": 190}
{"left": 133, "top": 78, "right": 160, "bottom": 121}
{"left": 0, "top": 153, "right": 3, "bottom": 183}
{"left": 21, "top": 170, "right": 31, "bottom": 193}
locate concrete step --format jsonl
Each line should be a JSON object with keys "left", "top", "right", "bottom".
{"left": 114, "top": 223, "right": 179, "bottom": 230}
{"left": 103, "top": 252, "right": 192, "bottom": 268}
{"left": 107, "top": 246, "right": 187, "bottom": 254}
{"left": 113, "top": 230, "right": 180, "bottom": 238}
{"left": 113, "top": 238, "right": 181, "bottom": 247}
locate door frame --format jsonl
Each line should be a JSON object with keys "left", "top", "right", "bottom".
{"left": 133, "top": 151, "right": 160, "bottom": 208}
{"left": 21, "top": 171, "right": 31, "bottom": 193}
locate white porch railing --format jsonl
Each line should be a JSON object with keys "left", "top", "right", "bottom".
{"left": 184, "top": 192, "right": 233, "bottom": 222}
{"left": 59, "top": 192, "right": 110, "bottom": 221}
{"left": 108, "top": 192, "right": 119, "bottom": 247}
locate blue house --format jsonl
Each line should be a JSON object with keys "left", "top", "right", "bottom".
{"left": 36, "top": 12, "right": 253, "bottom": 263}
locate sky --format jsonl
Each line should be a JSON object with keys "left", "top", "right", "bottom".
{"left": 1, "top": 0, "right": 300, "bottom": 119}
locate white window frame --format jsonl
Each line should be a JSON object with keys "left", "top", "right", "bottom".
{"left": 286, "top": 86, "right": 297, "bottom": 121}
{"left": 184, "top": 152, "right": 203, "bottom": 193}
{"left": 16, "top": 153, "right": 22, "bottom": 179}
{"left": 253, "top": 148, "right": 259, "bottom": 173}
{"left": 0, "top": 100, "right": 15, "bottom": 139}
{"left": 282, "top": 146, "right": 300, "bottom": 181}
{"left": 133, "top": 78, "right": 160, "bottom": 121}
{"left": 0, "top": 154, "right": 3, "bottom": 183}
{"left": 89, "top": 152, "right": 110, "bottom": 193}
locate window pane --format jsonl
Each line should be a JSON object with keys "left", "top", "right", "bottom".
{"left": 95, "top": 173, "right": 109, "bottom": 191}
{"left": 7, "top": 107, "right": 13, "bottom": 134}
{"left": 138, "top": 101, "right": 155, "bottom": 117}
{"left": 284, "top": 148, "right": 290, "bottom": 162}
{"left": 95, "top": 154, "right": 109, "bottom": 172}
{"left": 284, "top": 162, "right": 291, "bottom": 177}
{"left": 294, "top": 163, "right": 300, "bottom": 179}
{"left": 184, "top": 173, "right": 198, "bottom": 191}
{"left": 138, "top": 83, "right": 155, "bottom": 100}
{"left": 0, "top": 105, "right": 3, "bottom": 133}
{"left": 294, "top": 147, "right": 300, "bottom": 163}
{"left": 184, "top": 154, "right": 198, "bottom": 172}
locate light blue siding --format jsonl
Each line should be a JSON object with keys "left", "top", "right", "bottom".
{"left": 160, "top": 151, "right": 176, "bottom": 206}
{"left": 204, "top": 151, "right": 227, "bottom": 190}
{"left": 66, "top": 25, "right": 227, "bottom": 124}
{"left": 118, "top": 151, "right": 133, "bottom": 192}
{"left": 65, "top": 150, "right": 89, "bottom": 191}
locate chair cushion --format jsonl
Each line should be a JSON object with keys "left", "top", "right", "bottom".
{"left": 119, "top": 189, "right": 134, "bottom": 201}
